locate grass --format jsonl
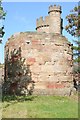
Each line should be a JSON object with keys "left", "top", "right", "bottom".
{"left": 2, "top": 95, "right": 78, "bottom": 118}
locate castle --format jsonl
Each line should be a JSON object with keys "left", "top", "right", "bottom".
{"left": 4, "top": 5, "right": 73, "bottom": 95}
{"left": 36, "top": 5, "right": 63, "bottom": 34}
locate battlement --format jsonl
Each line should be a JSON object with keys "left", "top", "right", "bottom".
{"left": 36, "top": 16, "right": 49, "bottom": 29}
{"left": 36, "top": 4, "right": 63, "bottom": 34}
{"left": 48, "top": 5, "right": 62, "bottom": 14}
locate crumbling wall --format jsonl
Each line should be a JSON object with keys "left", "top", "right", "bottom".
{"left": 4, "top": 32, "right": 73, "bottom": 95}
{"left": 0, "top": 65, "right": 4, "bottom": 85}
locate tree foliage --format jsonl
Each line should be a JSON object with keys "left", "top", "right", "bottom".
{"left": 65, "top": 5, "right": 79, "bottom": 37}
{"left": 65, "top": 3, "right": 80, "bottom": 73}
{"left": 3, "top": 47, "right": 34, "bottom": 96}
{"left": 0, "top": 0, "right": 6, "bottom": 43}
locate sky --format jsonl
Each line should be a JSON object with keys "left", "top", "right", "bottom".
{"left": 0, "top": 2, "right": 78, "bottom": 63}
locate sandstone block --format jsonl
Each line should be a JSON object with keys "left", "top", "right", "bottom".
{"left": 27, "top": 57, "right": 36, "bottom": 65}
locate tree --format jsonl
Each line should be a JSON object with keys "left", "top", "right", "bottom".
{"left": 65, "top": 2, "right": 80, "bottom": 74}
{"left": 3, "top": 47, "right": 34, "bottom": 96}
{"left": 0, "top": 0, "right": 6, "bottom": 43}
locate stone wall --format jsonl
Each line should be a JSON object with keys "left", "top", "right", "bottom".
{"left": 0, "top": 65, "right": 4, "bottom": 85}
{"left": 5, "top": 32, "right": 73, "bottom": 95}
{"left": 36, "top": 5, "right": 63, "bottom": 34}
{"left": 0, "top": 65, "right": 4, "bottom": 99}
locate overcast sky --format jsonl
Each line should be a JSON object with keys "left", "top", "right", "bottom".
{"left": 0, "top": 2, "right": 78, "bottom": 63}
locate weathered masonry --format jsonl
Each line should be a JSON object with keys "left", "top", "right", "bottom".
{"left": 36, "top": 5, "right": 63, "bottom": 34}
{"left": 4, "top": 5, "right": 73, "bottom": 95}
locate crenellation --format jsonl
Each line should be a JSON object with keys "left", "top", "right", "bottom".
{"left": 36, "top": 4, "right": 62, "bottom": 34}
{"left": 48, "top": 5, "right": 61, "bottom": 13}
{"left": 36, "top": 16, "right": 49, "bottom": 28}
{"left": 36, "top": 16, "right": 49, "bottom": 33}
{"left": 38, "top": 17, "right": 43, "bottom": 25}
{"left": 44, "top": 16, "right": 49, "bottom": 24}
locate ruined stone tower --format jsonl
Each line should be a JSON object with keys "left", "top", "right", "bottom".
{"left": 36, "top": 5, "right": 63, "bottom": 34}
{"left": 4, "top": 5, "right": 73, "bottom": 96}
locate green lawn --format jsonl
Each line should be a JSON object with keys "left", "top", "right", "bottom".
{"left": 2, "top": 95, "right": 78, "bottom": 118}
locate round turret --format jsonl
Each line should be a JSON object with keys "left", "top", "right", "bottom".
{"left": 48, "top": 5, "right": 62, "bottom": 34}
{"left": 36, "top": 16, "right": 49, "bottom": 33}
{"left": 36, "top": 4, "right": 63, "bottom": 34}
{"left": 48, "top": 5, "right": 62, "bottom": 14}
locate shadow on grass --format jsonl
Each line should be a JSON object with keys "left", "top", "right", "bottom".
{"left": 2, "top": 94, "right": 35, "bottom": 102}
{"left": 2, "top": 95, "right": 35, "bottom": 109}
